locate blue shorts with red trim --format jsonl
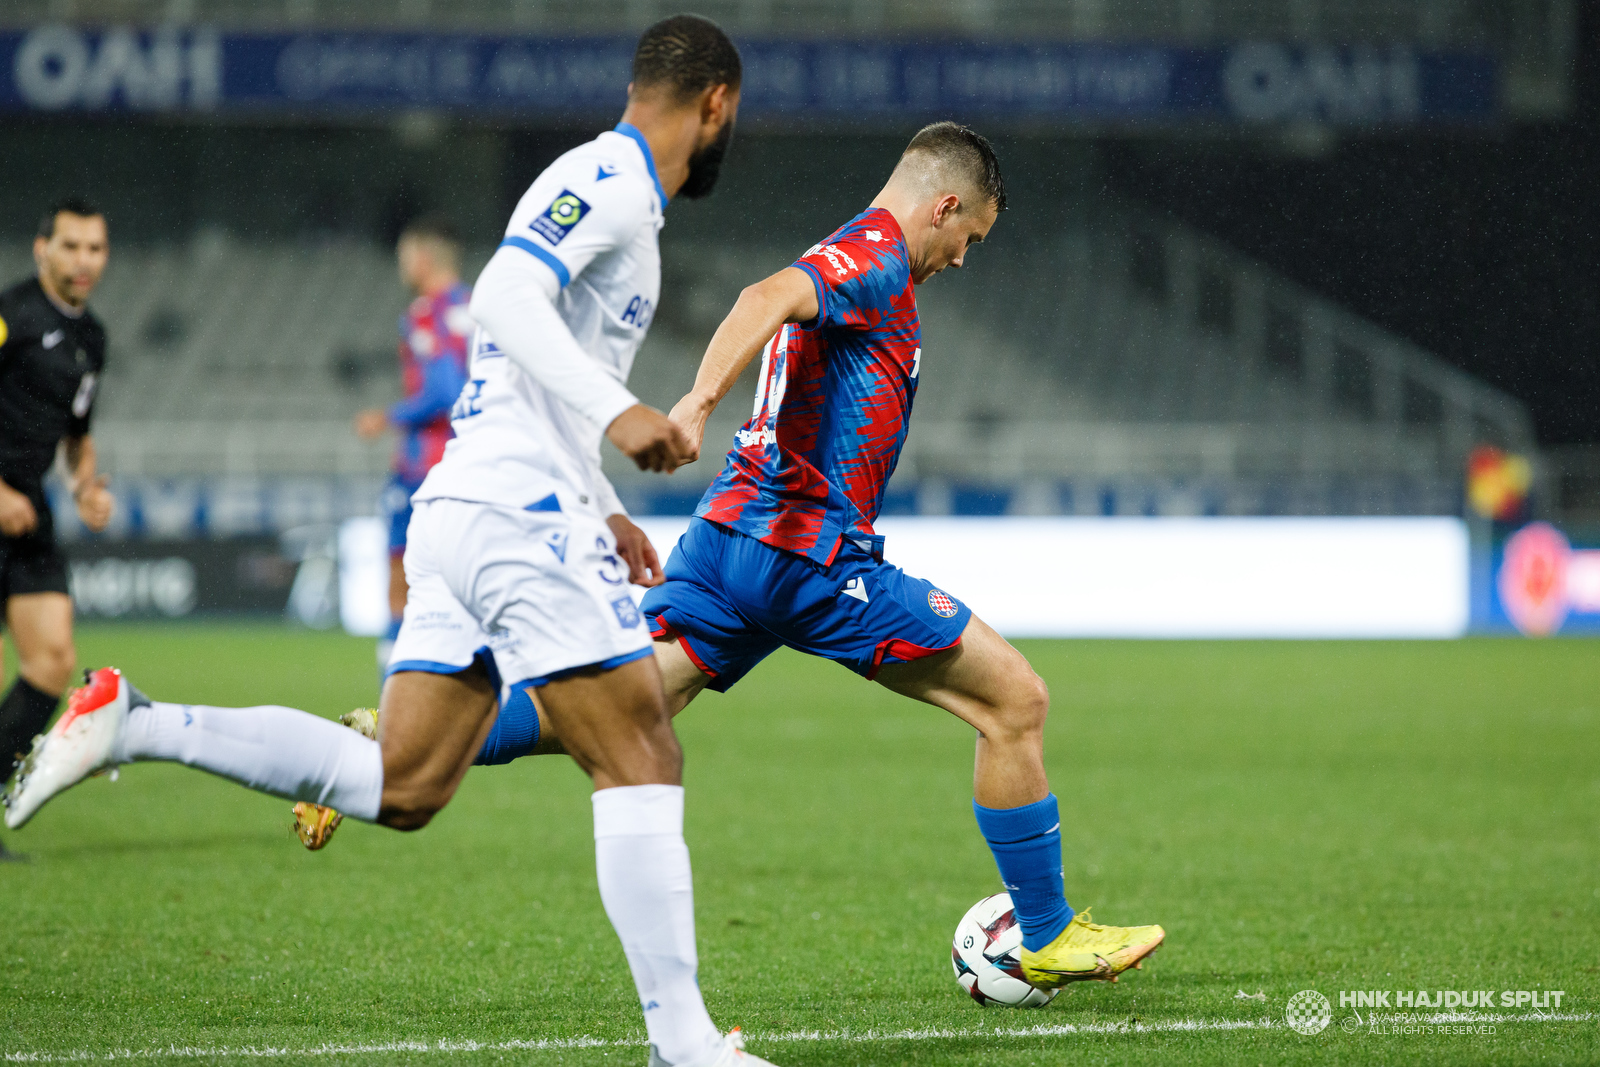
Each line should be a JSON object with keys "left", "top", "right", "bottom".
{"left": 638, "top": 517, "right": 971, "bottom": 693}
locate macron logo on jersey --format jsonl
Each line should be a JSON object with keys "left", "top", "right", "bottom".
{"left": 530, "top": 191, "right": 591, "bottom": 245}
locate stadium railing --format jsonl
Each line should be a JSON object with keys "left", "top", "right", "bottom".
{"left": 1, "top": 185, "right": 1533, "bottom": 533}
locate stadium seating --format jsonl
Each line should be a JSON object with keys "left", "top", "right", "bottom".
{"left": 2, "top": 178, "right": 1533, "bottom": 536}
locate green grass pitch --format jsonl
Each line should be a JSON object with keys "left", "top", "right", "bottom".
{"left": 2, "top": 624, "right": 1597, "bottom": 1065}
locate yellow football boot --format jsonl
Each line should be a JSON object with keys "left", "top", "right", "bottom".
{"left": 1020, "top": 908, "right": 1165, "bottom": 988}
{"left": 339, "top": 707, "right": 380, "bottom": 740}
{"left": 289, "top": 708, "right": 379, "bottom": 851}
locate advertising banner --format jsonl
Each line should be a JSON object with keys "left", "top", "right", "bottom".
{"left": 630, "top": 516, "right": 1471, "bottom": 639}
{"left": 65, "top": 537, "right": 298, "bottom": 619}
{"left": 66, "top": 517, "right": 1476, "bottom": 638}
{"left": 1478, "top": 522, "right": 1600, "bottom": 636}
{"left": 0, "top": 26, "right": 1496, "bottom": 125}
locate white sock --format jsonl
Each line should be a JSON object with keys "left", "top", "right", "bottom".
{"left": 593, "top": 785, "right": 723, "bottom": 1067}
{"left": 114, "top": 702, "right": 383, "bottom": 821}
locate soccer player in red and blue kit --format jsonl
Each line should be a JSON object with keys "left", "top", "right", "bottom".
{"left": 354, "top": 215, "right": 472, "bottom": 663}
{"left": 475, "top": 122, "right": 1167, "bottom": 990}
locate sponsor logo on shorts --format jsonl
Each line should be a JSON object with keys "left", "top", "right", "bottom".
{"left": 529, "top": 190, "right": 591, "bottom": 245}
{"left": 928, "top": 589, "right": 959, "bottom": 618}
{"left": 610, "top": 595, "right": 642, "bottom": 629}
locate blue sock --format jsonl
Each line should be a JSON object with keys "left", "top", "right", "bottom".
{"left": 474, "top": 680, "right": 541, "bottom": 765}
{"left": 973, "top": 794, "right": 1073, "bottom": 951}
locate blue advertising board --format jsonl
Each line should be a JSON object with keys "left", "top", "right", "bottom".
{"left": 0, "top": 25, "right": 1495, "bottom": 124}
{"left": 1473, "top": 522, "right": 1600, "bottom": 636}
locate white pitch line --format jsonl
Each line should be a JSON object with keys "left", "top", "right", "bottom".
{"left": 4, "top": 1013, "right": 1592, "bottom": 1063}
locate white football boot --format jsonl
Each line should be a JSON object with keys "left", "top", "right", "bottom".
{"left": 647, "top": 1029, "right": 779, "bottom": 1067}
{"left": 4, "top": 667, "right": 144, "bottom": 829}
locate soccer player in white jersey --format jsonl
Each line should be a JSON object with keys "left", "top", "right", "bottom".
{"left": 4, "top": 16, "right": 778, "bottom": 1067}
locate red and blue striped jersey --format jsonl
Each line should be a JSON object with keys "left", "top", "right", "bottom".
{"left": 391, "top": 282, "right": 473, "bottom": 485}
{"left": 696, "top": 208, "right": 921, "bottom": 565}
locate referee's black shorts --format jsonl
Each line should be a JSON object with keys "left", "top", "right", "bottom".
{"left": 0, "top": 487, "right": 70, "bottom": 626}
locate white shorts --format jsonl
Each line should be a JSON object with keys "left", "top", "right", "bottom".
{"left": 388, "top": 498, "right": 653, "bottom": 696}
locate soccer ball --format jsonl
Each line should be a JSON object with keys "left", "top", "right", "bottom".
{"left": 951, "top": 892, "right": 1058, "bottom": 1007}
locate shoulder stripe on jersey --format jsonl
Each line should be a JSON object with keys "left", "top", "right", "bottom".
{"left": 612, "top": 122, "right": 668, "bottom": 212}
{"left": 500, "top": 236, "right": 571, "bottom": 288}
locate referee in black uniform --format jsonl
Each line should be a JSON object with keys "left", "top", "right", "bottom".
{"left": 0, "top": 197, "right": 115, "bottom": 857}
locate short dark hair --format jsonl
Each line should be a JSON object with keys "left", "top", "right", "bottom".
{"left": 38, "top": 195, "right": 104, "bottom": 239}
{"left": 632, "top": 14, "right": 742, "bottom": 104}
{"left": 903, "top": 122, "right": 1007, "bottom": 212}
{"left": 400, "top": 213, "right": 461, "bottom": 249}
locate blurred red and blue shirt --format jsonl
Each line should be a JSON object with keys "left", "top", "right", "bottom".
{"left": 390, "top": 282, "right": 472, "bottom": 486}
{"left": 697, "top": 208, "right": 921, "bottom": 565}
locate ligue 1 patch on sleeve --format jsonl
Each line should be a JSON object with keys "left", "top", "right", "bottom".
{"left": 928, "top": 590, "right": 959, "bottom": 618}
{"left": 529, "top": 190, "right": 592, "bottom": 245}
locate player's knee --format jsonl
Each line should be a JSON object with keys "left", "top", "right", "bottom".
{"left": 23, "top": 639, "right": 76, "bottom": 695}
{"left": 989, "top": 668, "right": 1049, "bottom": 742}
{"left": 1019, "top": 670, "right": 1050, "bottom": 731}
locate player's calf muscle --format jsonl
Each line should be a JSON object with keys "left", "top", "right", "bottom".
{"left": 376, "top": 669, "right": 496, "bottom": 829}
{"left": 7, "top": 592, "right": 77, "bottom": 694}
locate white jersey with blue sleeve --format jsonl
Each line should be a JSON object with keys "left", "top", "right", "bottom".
{"left": 413, "top": 123, "right": 666, "bottom": 516}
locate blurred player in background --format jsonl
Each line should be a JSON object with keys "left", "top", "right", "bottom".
{"left": 0, "top": 197, "right": 115, "bottom": 860}
{"left": 354, "top": 215, "right": 473, "bottom": 669}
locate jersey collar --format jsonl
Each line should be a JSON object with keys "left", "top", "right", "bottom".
{"left": 613, "top": 122, "right": 669, "bottom": 212}
{"left": 35, "top": 276, "right": 86, "bottom": 319}
{"left": 863, "top": 206, "right": 907, "bottom": 252}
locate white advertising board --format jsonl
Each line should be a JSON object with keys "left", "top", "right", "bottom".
{"left": 632, "top": 516, "right": 1470, "bottom": 639}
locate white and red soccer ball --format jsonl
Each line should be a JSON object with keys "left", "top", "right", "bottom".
{"left": 951, "top": 892, "right": 1057, "bottom": 1008}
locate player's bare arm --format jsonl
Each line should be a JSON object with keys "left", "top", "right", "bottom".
{"left": 668, "top": 266, "right": 818, "bottom": 460}
{"left": 63, "top": 435, "right": 112, "bottom": 532}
